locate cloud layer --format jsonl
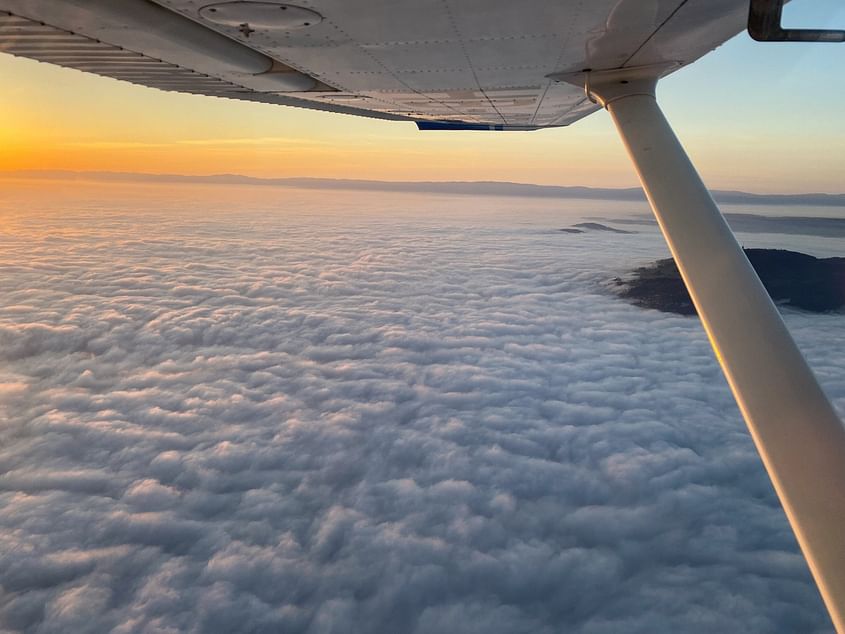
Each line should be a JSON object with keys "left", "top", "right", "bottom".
{"left": 0, "top": 187, "right": 841, "bottom": 632}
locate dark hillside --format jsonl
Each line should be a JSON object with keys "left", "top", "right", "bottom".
{"left": 615, "top": 249, "right": 845, "bottom": 315}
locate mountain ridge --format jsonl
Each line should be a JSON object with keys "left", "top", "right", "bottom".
{"left": 5, "top": 169, "right": 845, "bottom": 207}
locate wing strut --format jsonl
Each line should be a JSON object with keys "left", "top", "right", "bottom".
{"left": 582, "top": 66, "right": 845, "bottom": 631}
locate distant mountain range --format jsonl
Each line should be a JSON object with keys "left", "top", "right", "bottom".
{"left": 6, "top": 170, "right": 845, "bottom": 207}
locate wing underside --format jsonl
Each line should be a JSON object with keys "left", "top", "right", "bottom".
{"left": 0, "top": 0, "right": 749, "bottom": 128}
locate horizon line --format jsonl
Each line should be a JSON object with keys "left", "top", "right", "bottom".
{"left": 4, "top": 169, "right": 845, "bottom": 207}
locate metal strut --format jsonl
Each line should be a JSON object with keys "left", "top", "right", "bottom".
{"left": 583, "top": 66, "right": 845, "bottom": 632}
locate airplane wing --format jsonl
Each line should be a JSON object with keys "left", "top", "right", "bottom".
{"left": 0, "top": 0, "right": 748, "bottom": 129}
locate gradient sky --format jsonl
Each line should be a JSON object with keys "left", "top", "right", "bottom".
{"left": 1, "top": 0, "right": 844, "bottom": 192}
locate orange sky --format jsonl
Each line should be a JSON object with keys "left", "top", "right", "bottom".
{"left": 0, "top": 52, "right": 632, "bottom": 187}
{"left": 2, "top": 14, "right": 845, "bottom": 193}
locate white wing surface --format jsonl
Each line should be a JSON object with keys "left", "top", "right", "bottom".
{"left": 0, "top": 0, "right": 748, "bottom": 129}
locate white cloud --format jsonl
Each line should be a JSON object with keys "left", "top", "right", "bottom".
{"left": 0, "top": 189, "right": 841, "bottom": 632}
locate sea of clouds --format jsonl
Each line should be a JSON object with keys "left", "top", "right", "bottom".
{"left": 0, "top": 182, "right": 842, "bottom": 633}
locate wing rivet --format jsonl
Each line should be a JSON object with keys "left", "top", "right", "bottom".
{"left": 199, "top": 3, "right": 323, "bottom": 32}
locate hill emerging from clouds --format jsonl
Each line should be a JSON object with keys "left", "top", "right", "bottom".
{"left": 615, "top": 248, "right": 845, "bottom": 315}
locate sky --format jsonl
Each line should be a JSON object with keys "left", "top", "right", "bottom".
{"left": 1, "top": 0, "right": 845, "bottom": 192}
{"left": 0, "top": 185, "right": 841, "bottom": 632}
